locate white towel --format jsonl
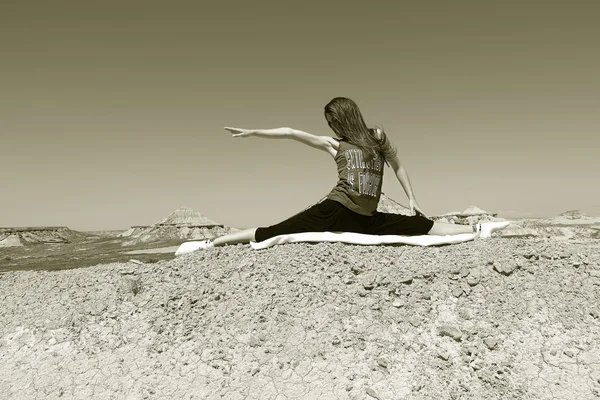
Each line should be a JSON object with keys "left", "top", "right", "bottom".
{"left": 175, "top": 231, "right": 478, "bottom": 255}
{"left": 249, "top": 231, "right": 478, "bottom": 250}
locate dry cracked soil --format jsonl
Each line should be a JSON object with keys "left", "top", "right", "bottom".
{"left": 1, "top": 238, "right": 600, "bottom": 399}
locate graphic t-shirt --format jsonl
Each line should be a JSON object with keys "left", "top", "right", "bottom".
{"left": 327, "top": 140, "right": 384, "bottom": 216}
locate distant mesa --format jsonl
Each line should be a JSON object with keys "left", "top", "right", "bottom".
{"left": 0, "top": 227, "right": 86, "bottom": 247}
{"left": 441, "top": 206, "right": 497, "bottom": 218}
{"left": 377, "top": 193, "right": 412, "bottom": 216}
{"left": 120, "top": 206, "right": 238, "bottom": 244}
{"left": 154, "top": 206, "right": 220, "bottom": 226}
{"left": 502, "top": 209, "right": 600, "bottom": 240}
{"left": 433, "top": 206, "right": 502, "bottom": 225}
{"left": 540, "top": 209, "right": 600, "bottom": 226}
{"left": 558, "top": 210, "right": 589, "bottom": 219}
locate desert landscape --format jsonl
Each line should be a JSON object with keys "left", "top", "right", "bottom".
{"left": 1, "top": 199, "right": 599, "bottom": 400}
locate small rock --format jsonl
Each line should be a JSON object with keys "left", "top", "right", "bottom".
{"left": 365, "top": 387, "right": 380, "bottom": 399}
{"left": 351, "top": 264, "right": 364, "bottom": 275}
{"left": 452, "top": 287, "right": 463, "bottom": 298}
{"left": 420, "top": 291, "right": 432, "bottom": 300}
{"left": 484, "top": 337, "right": 498, "bottom": 350}
{"left": 438, "top": 325, "right": 463, "bottom": 341}
{"left": 461, "top": 282, "right": 471, "bottom": 296}
{"left": 376, "top": 357, "right": 388, "bottom": 369}
{"left": 493, "top": 260, "right": 517, "bottom": 276}
{"left": 467, "top": 270, "right": 481, "bottom": 286}
{"left": 392, "top": 299, "right": 403, "bottom": 308}
{"left": 248, "top": 336, "right": 261, "bottom": 348}
{"left": 129, "top": 259, "right": 143, "bottom": 265}
{"left": 409, "top": 317, "right": 421, "bottom": 327}
{"left": 361, "top": 273, "right": 377, "bottom": 290}
{"left": 572, "top": 261, "right": 581, "bottom": 268}
{"left": 589, "top": 309, "right": 599, "bottom": 319}
{"left": 471, "top": 358, "right": 484, "bottom": 370}
{"left": 399, "top": 275, "right": 413, "bottom": 285}
{"left": 564, "top": 349, "right": 574, "bottom": 358}
{"left": 460, "top": 268, "right": 470, "bottom": 278}
{"left": 437, "top": 350, "right": 450, "bottom": 361}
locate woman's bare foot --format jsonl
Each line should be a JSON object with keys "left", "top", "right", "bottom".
{"left": 479, "top": 221, "right": 510, "bottom": 238}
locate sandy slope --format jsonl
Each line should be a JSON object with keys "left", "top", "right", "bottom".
{"left": 1, "top": 238, "right": 600, "bottom": 400}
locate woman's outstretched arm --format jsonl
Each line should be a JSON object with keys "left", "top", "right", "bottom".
{"left": 388, "top": 155, "right": 426, "bottom": 216}
{"left": 224, "top": 126, "right": 339, "bottom": 157}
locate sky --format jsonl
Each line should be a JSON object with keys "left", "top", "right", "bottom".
{"left": 2, "top": 0, "right": 599, "bottom": 231}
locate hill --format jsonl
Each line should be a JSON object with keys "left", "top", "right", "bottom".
{"left": 1, "top": 238, "right": 599, "bottom": 399}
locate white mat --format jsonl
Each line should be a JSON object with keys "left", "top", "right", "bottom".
{"left": 175, "top": 231, "right": 478, "bottom": 255}
{"left": 250, "top": 231, "right": 478, "bottom": 249}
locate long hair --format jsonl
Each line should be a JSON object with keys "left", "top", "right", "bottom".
{"left": 324, "top": 97, "right": 397, "bottom": 163}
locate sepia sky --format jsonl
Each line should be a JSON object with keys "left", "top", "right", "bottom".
{"left": 2, "top": 1, "right": 599, "bottom": 231}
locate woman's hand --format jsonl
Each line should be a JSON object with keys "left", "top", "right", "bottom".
{"left": 409, "top": 199, "right": 426, "bottom": 217}
{"left": 224, "top": 127, "right": 254, "bottom": 138}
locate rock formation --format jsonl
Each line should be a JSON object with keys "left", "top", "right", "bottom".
{"left": 119, "top": 206, "right": 237, "bottom": 244}
{"left": 431, "top": 206, "right": 503, "bottom": 225}
{"left": 502, "top": 210, "right": 600, "bottom": 240}
{"left": 376, "top": 193, "right": 413, "bottom": 215}
{"left": 0, "top": 227, "right": 86, "bottom": 247}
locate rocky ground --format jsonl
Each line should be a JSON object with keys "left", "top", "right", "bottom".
{"left": 1, "top": 237, "right": 600, "bottom": 399}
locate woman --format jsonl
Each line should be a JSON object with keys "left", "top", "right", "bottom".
{"left": 200, "top": 97, "right": 507, "bottom": 249}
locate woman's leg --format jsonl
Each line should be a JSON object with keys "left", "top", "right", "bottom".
{"left": 210, "top": 199, "right": 343, "bottom": 247}
{"left": 365, "top": 213, "right": 479, "bottom": 236}
{"left": 427, "top": 220, "right": 511, "bottom": 237}
{"left": 426, "top": 221, "right": 473, "bottom": 236}
{"left": 212, "top": 228, "right": 257, "bottom": 247}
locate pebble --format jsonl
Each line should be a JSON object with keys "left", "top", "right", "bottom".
{"left": 564, "top": 349, "right": 574, "bottom": 358}
{"left": 484, "top": 337, "right": 498, "bottom": 350}
{"left": 467, "top": 270, "right": 481, "bottom": 286}
{"left": 361, "top": 273, "right": 377, "bottom": 290}
{"left": 351, "top": 264, "right": 364, "bottom": 275}
{"left": 365, "top": 387, "right": 380, "bottom": 399}
{"left": 438, "top": 325, "right": 463, "bottom": 341}
{"left": 461, "top": 282, "right": 471, "bottom": 296}
{"left": 452, "top": 287, "right": 463, "bottom": 298}
{"left": 420, "top": 291, "right": 432, "bottom": 300}
{"left": 399, "top": 275, "right": 413, "bottom": 285}
{"left": 437, "top": 350, "right": 450, "bottom": 361}
{"left": 493, "top": 260, "right": 517, "bottom": 276}
{"left": 376, "top": 357, "right": 388, "bottom": 369}
{"left": 460, "top": 268, "right": 470, "bottom": 278}
{"left": 392, "top": 299, "right": 403, "bottom": 308}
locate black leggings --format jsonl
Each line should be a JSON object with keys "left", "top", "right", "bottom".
{"left": 255, "top": 199, "right": 434, "bottom": 242}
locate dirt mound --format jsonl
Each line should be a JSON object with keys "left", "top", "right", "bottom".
{"left": 1, "top": 238, "right": 599, "bottom": 399}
